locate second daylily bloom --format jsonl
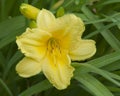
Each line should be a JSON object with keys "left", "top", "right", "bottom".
{"left": 16, "top": 8, "right": 96, "bottom": 90}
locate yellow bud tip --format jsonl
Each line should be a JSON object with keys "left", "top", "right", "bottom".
{"left": 20, "top": 4, "right": 28, "bottom": 14}
{"left": 20, "top": 3, "right": 40, "bottom": 20}
{"left": 20, "top": 3, "right": 27, "bottom": 10}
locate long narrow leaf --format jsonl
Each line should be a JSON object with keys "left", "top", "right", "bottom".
{"left": 0, "top": 16, "right": 25, "bottom": 39}
{"left": 88, "top": 50, "right": 120, "bottom": 68}
{"left": 3, "top": 51, "right": 23, "bottom": 79}
{"left": 74, "top": 73, "right": 114, "bottom": 96}
{"left": 81, "top": 5, "right": 120, "bottom": 50}
{"left": 19, "top": 80, "right": 52, "bottom": 96}
{"left": 0, "top": 27, "right": 25, "bottom": 49}
{"left": 74, "top": 63, "right": 120, "bottom": 86}
{"left": 0, "top": 78, "right": 13, "bottom": 96}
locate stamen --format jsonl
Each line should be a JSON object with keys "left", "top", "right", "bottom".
{"left": 47, "top": 38, "right": 61, "bottom": 54}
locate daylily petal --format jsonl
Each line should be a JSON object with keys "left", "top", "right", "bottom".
{"left": 56, "top": 14, "right": 85, "bottom": 39}
{"left": 16, "top": 28, "right": 51, "bottom": 60}
{"left": 51, "top": 29, "right": 71, "bottom": 50}
{"left": 16, "top": 57, "right": 41, "bottom": 77}
{"left": 37, "top": 9, "right": 56, "bottom": 31}
{"left": 41, "top": 53, "right": 74, "bottom": 90}
{"left": 51, "top": 14, "right": 85, "bottom": 50}
{"left": 69, "top": 40, "right": 96, "bottom": 61}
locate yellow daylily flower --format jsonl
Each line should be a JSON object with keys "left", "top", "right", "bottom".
{"left": 16, "top": 9, "right": 96, "bottom": 90}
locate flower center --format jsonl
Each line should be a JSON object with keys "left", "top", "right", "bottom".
{"left": 47, "top": 38, "right": 61, "bottom": 54}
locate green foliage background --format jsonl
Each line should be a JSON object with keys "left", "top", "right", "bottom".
{"left": 0, "top": 0, "right": 120, "bottom": 96}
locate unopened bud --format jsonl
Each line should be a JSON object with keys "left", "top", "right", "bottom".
{"left": 20, "top": 3, "right": 40, "bottom": 20}
{"left": 56, "top": 7, "right": 65, "bottom": 17}
{"left": 29, "top": 20, "right": 37, "bottom": 28}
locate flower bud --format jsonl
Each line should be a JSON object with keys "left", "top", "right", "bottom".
{"left": 29, "top": 20, "right": 37, "bottom": 28}
{"left": 20, "top": 3, "right": 40, "bottom": 20}
{"left": 56, "top": 7, "right": 65, "bottom": 17}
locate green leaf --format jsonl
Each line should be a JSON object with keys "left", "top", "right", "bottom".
{"left": 3, "top": 51, "right": 23, "bottom": 79}
{"left": 0, "top": 78, "right": 13, "bottom": 96}
{"left": 19, "top": 80, "right": 52, "bottom": 96}
{"left": 0, "top": 16, "right": 26, "bottom": 49}
{"left": 74, "top": 73, "right": 114, "bottom": 96}
{"left": 0, "top": 51, "right": 6, "bottom": 69}
{"left": 103, "top": 60, "right": 120, "bottom": 71}
{"left": 102, "top": 0, "right": 120, "bottom": 5}
{"left": 72, "top": 50, "right": 120, "bottom": 72}
{"left": 74, "top": 63, "right": 120, "bottom": 86}
{"left": 104, "top": 71, "right": 120, "bottom": 82}
{"left": 108, "top": 86, "right": 120, "bottom": 93}
{"left": 0, "top": 16, "right": 25, "bottom": 39}
{"left": 0, "top": 27, "right": 25, "bottom": 49}
{"left": 84, "top": 22, "right": 117, "bottom": 38}
{"left": 81, "top": 5, "right": 120, "bottom": 50}
{"left": 88, "top": 50, "right": 120, "bottom": 68}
